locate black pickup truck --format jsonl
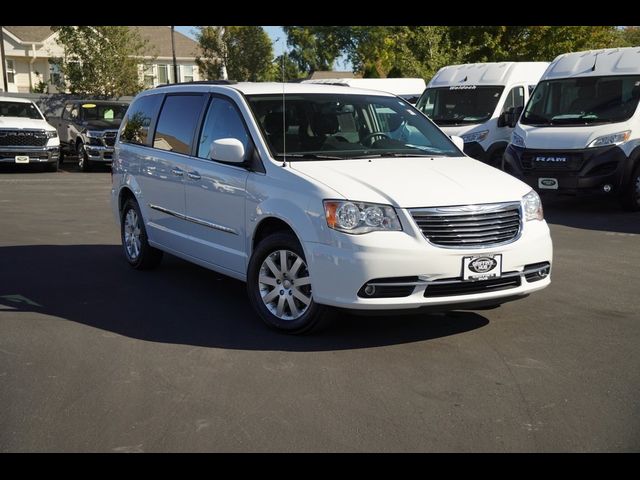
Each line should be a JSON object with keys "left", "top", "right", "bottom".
{"left": 52, "top": 100, "right": 129, "bottom": 171}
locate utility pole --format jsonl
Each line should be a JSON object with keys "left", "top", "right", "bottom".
{"left": 171, "top": 26, "right": 178, "bottom": 83}
{"left": 0, "top": 26, "right": 8, "bottom": 92}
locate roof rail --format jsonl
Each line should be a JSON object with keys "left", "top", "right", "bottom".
{"left": 155, "top": 80, "right": 238, "bottom": 88}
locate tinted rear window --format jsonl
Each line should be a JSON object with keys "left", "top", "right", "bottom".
{"left": 119, "top": 94, "right": 162, "bottom": 146}
{"left": 153, "top": 95, "right": 206, "bottom": 155}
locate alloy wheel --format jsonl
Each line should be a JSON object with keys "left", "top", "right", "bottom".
{"left": 123, "top": 208, "right": 142, "bottom": 260}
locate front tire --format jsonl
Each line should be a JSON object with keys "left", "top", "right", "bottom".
{"left": 77, "top": 142, "right": 92, "bottom": 172}
{"left": 120, "top": 198, "right": 163, "bottom": 269}
{"left": 621, "top": 163, "right": 640, "bottom": 211}
{"left": 247, "top": 232, "right": 333, "bottom": 334}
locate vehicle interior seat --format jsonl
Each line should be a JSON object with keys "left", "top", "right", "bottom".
{"left": 569, "top": 85, "right": 596, "bottom": 113}
{"left": 264, "top": 111, "right": 299, "bottom": 153}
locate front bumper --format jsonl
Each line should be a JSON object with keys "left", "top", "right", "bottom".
{"left": 85, "top": 145, "right": 114, "bottom": 162}
{"left": 503, "top": 144, "right": 628, "bottom": 195}
{"left": 305, "top": 210, "right": 553, "bottom": 310}
{"left": 0, "top": 146, "right": 59, "bottom": 164}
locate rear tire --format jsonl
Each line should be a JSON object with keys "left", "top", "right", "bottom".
{"left": 120, "top": 198, "right": 163, "bottom": 269}
{"left": 620, "top": 163, "right": 640, "bottom": 211}
{"left": 247, "top": 232, "right": 334, "bottom": 334}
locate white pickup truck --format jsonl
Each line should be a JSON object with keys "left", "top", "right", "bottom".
{"left": 0, "top": 96, "right": 60, "bottom": 171}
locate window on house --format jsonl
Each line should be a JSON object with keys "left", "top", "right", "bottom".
{"left": 182, "top": 65, "right": 194, "bottom": 83}
{"left": 143, "top": 65, "right": 155, "bottom": 88}
{"left": 157, "top": 64, "right": 174, "bottom": 85}
{"left": 6, "top": 59, "right": 16, "bottom": 84}
{"left": 49, "top": 63, "right": 62, "bottom": 85}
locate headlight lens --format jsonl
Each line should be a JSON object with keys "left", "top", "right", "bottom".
{"left": 587, "top": 130, "right": 631, "bottom": 148}
{"left": 324, "top": 200, "right": 402, "bottom": 234}
{"left": 522, "top": 190, "right": 543, "bottom": 221}
{"left": 86, "top": 130, "right": 103, "bottom": 138}
{"left": 461, "top": 130, "right": 489, "bottom": 143}
{"left": 511, "top": 132, "right": 525, "bottom": 148}
{"left": 46, "top": 130, "right": 57, "bottom": 138}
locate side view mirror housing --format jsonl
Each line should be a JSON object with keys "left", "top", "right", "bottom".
{"left": 210, "top": 138, "right": 245, "bottom": 164}
{"left": 450, "top": 135, "right": 465, "bottom": 152}
{"left": 499, "top": 106, "right": 525, "bottom": 129}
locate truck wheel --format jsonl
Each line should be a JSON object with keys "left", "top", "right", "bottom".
{"left": 120, "top": 198, "right": 163, "bottom": 269}
{"left": 247, "top": 232, "right": 334, "bottom": 334}
{"left": 77, "top": 142, "right": 92, "bottom": 172}
{"left": 621, "top": 163, "right": 640, "bottom": 211}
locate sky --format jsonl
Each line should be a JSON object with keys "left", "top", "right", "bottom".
{"left": 175, "top": 26, "right": 352, "bottom": 70}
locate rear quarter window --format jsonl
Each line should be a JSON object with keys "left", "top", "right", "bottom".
{"left": 119, "top": 94, "right": 163, "bottom": 146}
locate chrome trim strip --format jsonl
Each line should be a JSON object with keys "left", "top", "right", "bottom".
{"left": 148, "top": 203, "right": 238, "bottom": 235}
{"left": 410, "top": 201, "right": 521, "bottom": 215}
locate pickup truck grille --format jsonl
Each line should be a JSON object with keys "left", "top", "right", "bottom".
{"left": 0, "top": 129, "right": 47, "bottom": 147}
{"left": 409, "top": 202, "right": 521, "bottom": 248}
{"left": 103, "top": 131, "right": 117, "bottom": 147}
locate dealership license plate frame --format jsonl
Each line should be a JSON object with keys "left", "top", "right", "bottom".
{"left": 462, "top": 254, "right": 502, "bottom": 281}
{"left": 15, "top": 155, "right": 29, "bottom": 164}
{"left": 538, "top": 177, "right": 559, "bottom": 189}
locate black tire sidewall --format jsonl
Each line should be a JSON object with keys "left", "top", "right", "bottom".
{"left": 120, "top": 198, "right": 155, "bottom": 269}
{"left": 247, "top": 233, "right": 322, "bottom": 334}
{"left": 78, "top": 142, "right": 91, "bottom": 171}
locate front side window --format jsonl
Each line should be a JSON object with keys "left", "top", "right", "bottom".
{"left": 522, "top": 75, "right": 640, "bottom": 126}
{"left": 246, "top": 93, "right": 461, "bottom": 159}
{"left": 0, "top": 101, "right": 43, "bottom": 119}
{"left": 198, "top": 97, "right": 250, "bottom": 160}
{"left": 153, "top": 94, "right": 206, "bottom": 154}
{"left": 62, "top": 103, "right": 74, "bottom": 120}
{"left": 501, "top": 86, "right": 525, "bottom": 114}
{"left": 416, "top": 86, "right": 504, "bottom": 126}
{"left": 119, "top": 94, "right": 162, "bottom": 146}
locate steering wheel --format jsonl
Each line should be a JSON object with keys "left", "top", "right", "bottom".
{"left": 362, "top": 132, "right": 390, "bottom": 146}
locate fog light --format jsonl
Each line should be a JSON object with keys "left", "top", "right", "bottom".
{"left": 603, "top": 184, "right": 612, "bottom": 193}
{"left": 364, "top": 285, "right": 376, "bottom": 296}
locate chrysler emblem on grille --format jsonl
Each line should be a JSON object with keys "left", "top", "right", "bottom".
{"left": 468, "top": 257, "right": 498, "bottom": 273}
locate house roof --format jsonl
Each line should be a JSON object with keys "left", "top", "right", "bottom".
{"left": 3, "top": 26, "right": 55, "bottom": 43}
{"left": 131, "top": 26, "right": 198, "bottom": 58}
{"left": 3, "top": 26, "right": 199, "bottom": 58}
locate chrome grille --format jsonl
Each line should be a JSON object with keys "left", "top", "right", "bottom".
{"left": 0, "top": 129, "right": 47, "bottom": 147}
{"left": 103, "top": 131, "right": 117, "bottom": 147}
{"left": 410, "top": 202, "right": 521, "bottom": 248}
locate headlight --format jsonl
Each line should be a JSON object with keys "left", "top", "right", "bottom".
{"left": 511, "top": 132, "right": 525, "bottom": 148}
{"left": 324, "top": 200, "right": 402, "bottom": 234}
{"left": 86, "top": 130, "right": 103, "bottom": 138}
{"left": 46, "top": 130, "right": 57, "bottom": 138}
{"left": 587, "top": 130, "right": 631, "bottom": 148}
{"left": 461, "top": 130, "right": 489, "bottom": 143}
{"left": 522, "top": 190, "right": 543, "bottom": 221}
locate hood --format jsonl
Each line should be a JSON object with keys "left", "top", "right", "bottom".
{"left": 82, "top": 119, "right": 121, "bottom": 130}
{"left": 291, "top": 156, "right": 531, "bottom": 208}
{"left": 0, "top": 116, "right": 54, "bottom": 131}
{"left": 438, "top": 124, "right": 481, "bottom": 137}
{"left": 516, "top": 122, "right": 633, "bottom": 150}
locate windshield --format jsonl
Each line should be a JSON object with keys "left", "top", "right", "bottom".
{"left": 522, "top": 75, "right": 640, "bottom": 126}
{"left": 246, "top": 93, "right": 461, "bottom": 160}
{"left": 416, "top": 86, "right": 504, "bottom": 125}
{"left": 0, "top": 101, "right": 43, "bottom": 120}
{"left": 81, "top": 103, "right": 128, "bottom": 122}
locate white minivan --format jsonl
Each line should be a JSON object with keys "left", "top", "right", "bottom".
{"left": 504, "top": 47, "right": 640, "bottom": 210}
{"left": 111, "top": 82, "right": 552, "bottom": 333}
{"left": 415, "top": 62, "right": 549, "bottom": 167}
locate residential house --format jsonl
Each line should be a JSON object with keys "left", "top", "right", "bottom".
{"left": 0, "top": 26, "right": 202, "bottom": 93}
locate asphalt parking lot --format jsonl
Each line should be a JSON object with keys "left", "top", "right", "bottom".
{"left": 0, "top": 161, "right": 639, "bottom": 452}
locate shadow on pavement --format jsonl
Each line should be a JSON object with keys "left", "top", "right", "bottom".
{"left": 0, "top": 244, "right": 489, "bottom": 352}
{"left": 542, "top": 193, "right": 640, "bottom": 234}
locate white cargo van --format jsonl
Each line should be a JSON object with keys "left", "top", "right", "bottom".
{"left": 416, "top": 62, "right": 549, "bottom": 167}
{"left": 302, "top": 78, "right": 427, "bottom": 104}
{"left": 504, "top": 47, "right": 640, "bottom": 210}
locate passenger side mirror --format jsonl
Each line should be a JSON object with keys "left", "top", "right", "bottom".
{"left": 210, "top": 138, "right": 245, "bottom": 164}
{"left": 450, "top": 135, "right": 465, "bottom": 151}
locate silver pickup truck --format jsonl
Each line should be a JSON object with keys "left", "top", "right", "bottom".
{"left": 52, "top": 100, "right": 129, "bottom": 171}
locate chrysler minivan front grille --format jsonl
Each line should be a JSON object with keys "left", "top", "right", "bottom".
{"left": 409, "top": 202, "right": 521, "bottom": 248}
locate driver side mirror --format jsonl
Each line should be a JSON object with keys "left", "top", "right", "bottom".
{"left": 209, "top": 138, "right": 245, "bottom": 164}
{"left": 450, "top": 135, "right": 465, "bottom": 151}
{"left": 500, "top": 106, "right": 524, "bottom": 128}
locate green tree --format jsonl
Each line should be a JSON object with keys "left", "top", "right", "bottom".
{"left": 51, "top": 26, "right": 148, "bottom": 97}
{"left": 269, "top": 54, "right": 306, "bottom": 82}
{"left": 196, "top": 26, "right": 274, "bottom": 81}
{"left": 282, "top": 27, "right": 343, "bottom": 73}
{"left": 618, "top": 26, "right": 640, "bottom": 47}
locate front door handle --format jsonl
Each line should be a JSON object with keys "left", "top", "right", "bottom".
{"left": 187, "top": 171, "right": 201, "bottom": 180}
{"left": 171, "top": 167, "right": 184, "bottom": 177}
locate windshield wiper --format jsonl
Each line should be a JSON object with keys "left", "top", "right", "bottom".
{"left": 522, "top": 113, "right": 551, "bottom": 125}
{"left": 275, "top": 153, "right": 345, "bottom": 160}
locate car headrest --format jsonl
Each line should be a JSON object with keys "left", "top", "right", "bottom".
{"left": 387, "top": 114, "right": 403, "bottom": 131}
{"left": 264, "top": 111, "right": 287, "bottom": 136}
{"left": 311, "top": 112, "right": 339, "bottom": 135}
